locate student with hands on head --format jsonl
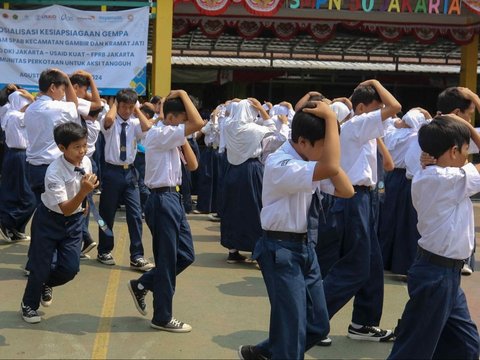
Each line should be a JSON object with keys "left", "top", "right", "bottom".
{"left": 127, "top": 89, "right": 204, "bottom": 333}
{"left": 96, "top": 88, "right": 153, "bottom": 271}
{"left": 239, "top": 101, "right": 353, "bottom": 360}
{"left": 388, "top": 113, "right": 480, "bottom": 359}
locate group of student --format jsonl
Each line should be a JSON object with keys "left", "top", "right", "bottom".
{"left": 1, "top": 67, "right": 479, "bottom": 359}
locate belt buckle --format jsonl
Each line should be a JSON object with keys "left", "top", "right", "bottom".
{"left": 122, "top": 164, "right": 129, "bottom": 170}
{"left": 212, "top": 145, "right": 218, "bottom": 149}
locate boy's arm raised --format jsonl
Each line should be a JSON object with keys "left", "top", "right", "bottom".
{"left": 359, "top": 79, "right": 401, "bottom": 121}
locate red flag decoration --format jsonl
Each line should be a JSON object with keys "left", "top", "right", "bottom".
{"left": 174, "top": 0, "right": 285, "bottom": 16}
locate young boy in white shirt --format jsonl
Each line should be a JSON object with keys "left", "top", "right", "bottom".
{"left": 20, "top": 122, "right": 98, "bottom": 323}
{"left": 127, "top": 90, "right": 204, "bottom": 332}
{"left": 322, "top": 79, "right": 401, "bottom": 342}
{"left": 388, "top": 115, "right": 480, "bottom": 359}
{"left": 238, "top": 101, "right": 353, "bottom": 359}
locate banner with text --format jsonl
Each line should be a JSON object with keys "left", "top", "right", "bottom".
{"left": 0, "top": 5, "right": 149, "bottom": 95}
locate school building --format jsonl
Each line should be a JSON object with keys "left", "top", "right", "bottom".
{"left": 3, "top": 0, "right": 480, "bottom": 114}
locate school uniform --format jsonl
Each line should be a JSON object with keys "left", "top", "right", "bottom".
{"left": 196, "top": 120, "right": 221, "bottom": 213}
{"left": 322, "top": 109, "right": 386, "bottom": 326}
{"left": 97, "top": 114, "right": 146, "bottom": 261}
{"left": 24, "top": 95, "right": 78, "bottom": 205}
{"left": 379, "top": 126, "right": 420, "bottom": 275}
{"left": 134, "top": 122, "right": 195, "bottom": 325}
{"left": 252, "top": 141, "right": 331, "bottom": 359}
{"left": 221, "top": 100, "right": 277, "bottom": 252}
{"left": 0, "top": 95, "right": 36, "bottom": 234}
{"left": 22, "top": 155, "right": 91, "bottom": 310}
{"left": 388, "top": 163, "right": 480, "bottom": 359}
{"left": 133, "top": 141, "right": 150, "bottom": 213}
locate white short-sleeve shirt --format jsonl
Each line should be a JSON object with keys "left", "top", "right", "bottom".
{"left": 261, "top": 141, "right": 334, "bottom": 233}
{"left": 41, "top": 155, "right": 92, "bottom": 214}
{"left": 2, "top": 109, "right": 28, "bottom": 149}
{"left": 383, "top": 128, "right": 418, "bottom": 169}
{"left": 340, "top": 109, "right": 385, "bottom": 186}
{"left": 144, "top": 122, "right": 186, "bottom": 188}
{"left": 412, "top": 163, "right": 480, "bottom": 260}
{"left": 101, "top": 114, "right": 145, "bottom": 165}
{"left": 25, "top": 95, "right": 79, "bottom": 165}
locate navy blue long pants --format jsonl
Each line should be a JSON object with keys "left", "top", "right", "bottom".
{"left": 0, "top": 148, "right": 36, "bottom": 232}
{"left": 388, "top": 254, "right": 480, "bottom": 359}
{"left": 26, "top": 163, "right": 49, "bottom": 207}
{"left": 22, "top": 203, "right": 83, "bottom": 310}
{"left": 98, "top": 164, "right": 144, "bottom": 261}
{"left": 137, "top": 191, "right": 195, "bottom": 324}
{"left": 254, "top": 236, "right": 329, "bottom": 359}
{"left": 322, "top": 188, "right": 384, "bottom": 326}
{"left": 196, "top": 147, "right": 220, "bottom": 214}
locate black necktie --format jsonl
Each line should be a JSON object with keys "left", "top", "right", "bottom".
{"left": 74, "top": 167, "right": 113, "bottom": 237}
{"left": 307, "top": 189, "right": 320, "bottom": 244}
{"left": 120, "top": 122, "right": 127, "bottom": 161}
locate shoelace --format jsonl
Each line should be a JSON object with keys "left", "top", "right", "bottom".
{"left": 24, "top": 305, "right": 37, "bottom": 316}
{"left": 364, "top": 326, "right": 386, "bottom": 335}
{"left": 169, "top": 318, "right": 183, "bottom": 327}
{"left": 43, "top": 286, "right": 52, "bottom": 297}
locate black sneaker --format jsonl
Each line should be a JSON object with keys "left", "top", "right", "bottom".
{"left": 10, "top": 229, "right": 31, "bottom": 242}
{"left": 80, "top": 253, "right": 90, "bottom": 260}
{"left": 0, "top": 223, "right": 12, "bottom": 241}
{"left": 130, "top": 257, "right": 154, "bottom": 272}
{"left": 317, "top": 336, "right": 332, "bottom": 346}
{"left": 150, "top": 318, "right": 192, "bottom": 333}
{"left": 97, "top": 252, "right": 115, "bottom": 265}
{"left": 21, "top": 302, "right": 41, "bottom": 324}
{"left": 81, "top": 235, "right": 97, "bottom": 255}
{"left": 41, "top": 284, "right": 52, "bottom": 307}
{"left": 238, "top": 345, "right": 269, "bottom": 360}
{"left": 227, "top": 251, "right": 247, "bottom": 264}
{"left": 347, "top": 324, "right": 394, "bottom": 342}
{"left": 208, "top": 214, "right": 221, "bottom": 222}
{"left": 127, "top": 280, "right": 148, "bottom": 316}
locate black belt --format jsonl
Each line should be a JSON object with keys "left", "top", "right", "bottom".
{"left": 265, "top": 230, "right": 307, "bottom": 242}
{"left": 105, "top": 163, "right": 134, "bottom": 170}
{"left": 150, "top": 186, "right": 179, "bottom": 193}
{"left": 353, "top": 185, "right": 374, "bottom": 192}
{"left": 417, "top": 246, "right": 465, "bottom": 270}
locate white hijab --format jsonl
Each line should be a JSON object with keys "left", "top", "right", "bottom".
{"left": 223, "top": 99, "right": 270, "bottom": 165}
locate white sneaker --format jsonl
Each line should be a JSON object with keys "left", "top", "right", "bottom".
{"left": 462, "top": 263, "right": 473, "bottom": 276}
{"left": 150, "top": 318, "right": 192, "bottom": 333}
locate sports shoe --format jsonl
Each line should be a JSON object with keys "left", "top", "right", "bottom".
{"left": 97, "top": 252, "right": 115, "bottom": 265}
{"left": 41, "top": 284, "right": 53, "bottom": 307}
{"left": 227, "top": 251, "right": 247, "bottom": 264}
{"left": 81, "top": 236, "right": 97, "bottom": 255}
{"left": 192, "top": 209, "right": 208, "bottom": 214}
{"left": 130, "top": 257, "right": 154, "bottom": 272}
{"left": 10, "top": 229, "right": 31, "bottom": 241}
{"left": 150, "top": 318, "right": 192, "bottom": 333}
{"left": 238, "top": 345, "right": 269, "bottom": 360}
{"left": 317, "top": 336, "right": 332, "bottom": 346}
{"left": 80, "top": 253, "right": 90, "bottom": 260}
{"left": 127, "top": 279, "right": 148, "bottom": 316}
{"left": 462, "top": 263, "right": 473, "bottom": 276}
{"left": 0, "top": 223, "right": 12, "bottom": 241}
{"left": 347, "top": 324, "right": 394, "bottom": 342}
{"left": 21, "top": 302, "right": 41, "bottom": 324}
{"left": 208, "top": 214, "right": 221, "bottom": 222}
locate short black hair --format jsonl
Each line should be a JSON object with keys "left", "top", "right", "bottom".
{"left": 116, "top": 88, "right": 138, "bottom": 105}
{"left": 417, "top": 115, "right": 470, "bottom": 159}
{"left": 437, "top": 87, "right": 471, "bottom": 114}
{"left": 88, "top": 106, "right": 104, "bottom": 118}
{"left": 150, "top": 95, "right": 161, "bottom": 104}
{"left": 351, "top": 85, "right": 381, "bottom": 112}
{"left": 54, "top": 122, "right": 87, "bottom": 148}
{"left": 140, "top": 104, "right": 155, "bottom": 119}
{"left": 0, "top": 84, "right": 19, "bottom": 106}
{"left": 291, "top": 102, "right": 340, "bottom": 145}
{"left": 163, "top": 98, "right": 186, "bottom": 118}
{"left": 70, "top": 74, "right": 90, "bottom": 88}
{"left": 38, "top": 69, "right": 69, "bottom": 93}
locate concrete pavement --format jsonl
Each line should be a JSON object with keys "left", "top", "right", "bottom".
{"left": 1, "top": 201, "right": 479, "bottom": 359}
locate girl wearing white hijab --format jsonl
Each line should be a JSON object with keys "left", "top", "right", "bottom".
{"left": 221, "top": 98, "right": 277, "bottom": 262}
{"left": 379, "top": 108, "right": 431, "bottom": 276}
{"left": 0, "top": 89, "right": 36, "bottom": 242}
